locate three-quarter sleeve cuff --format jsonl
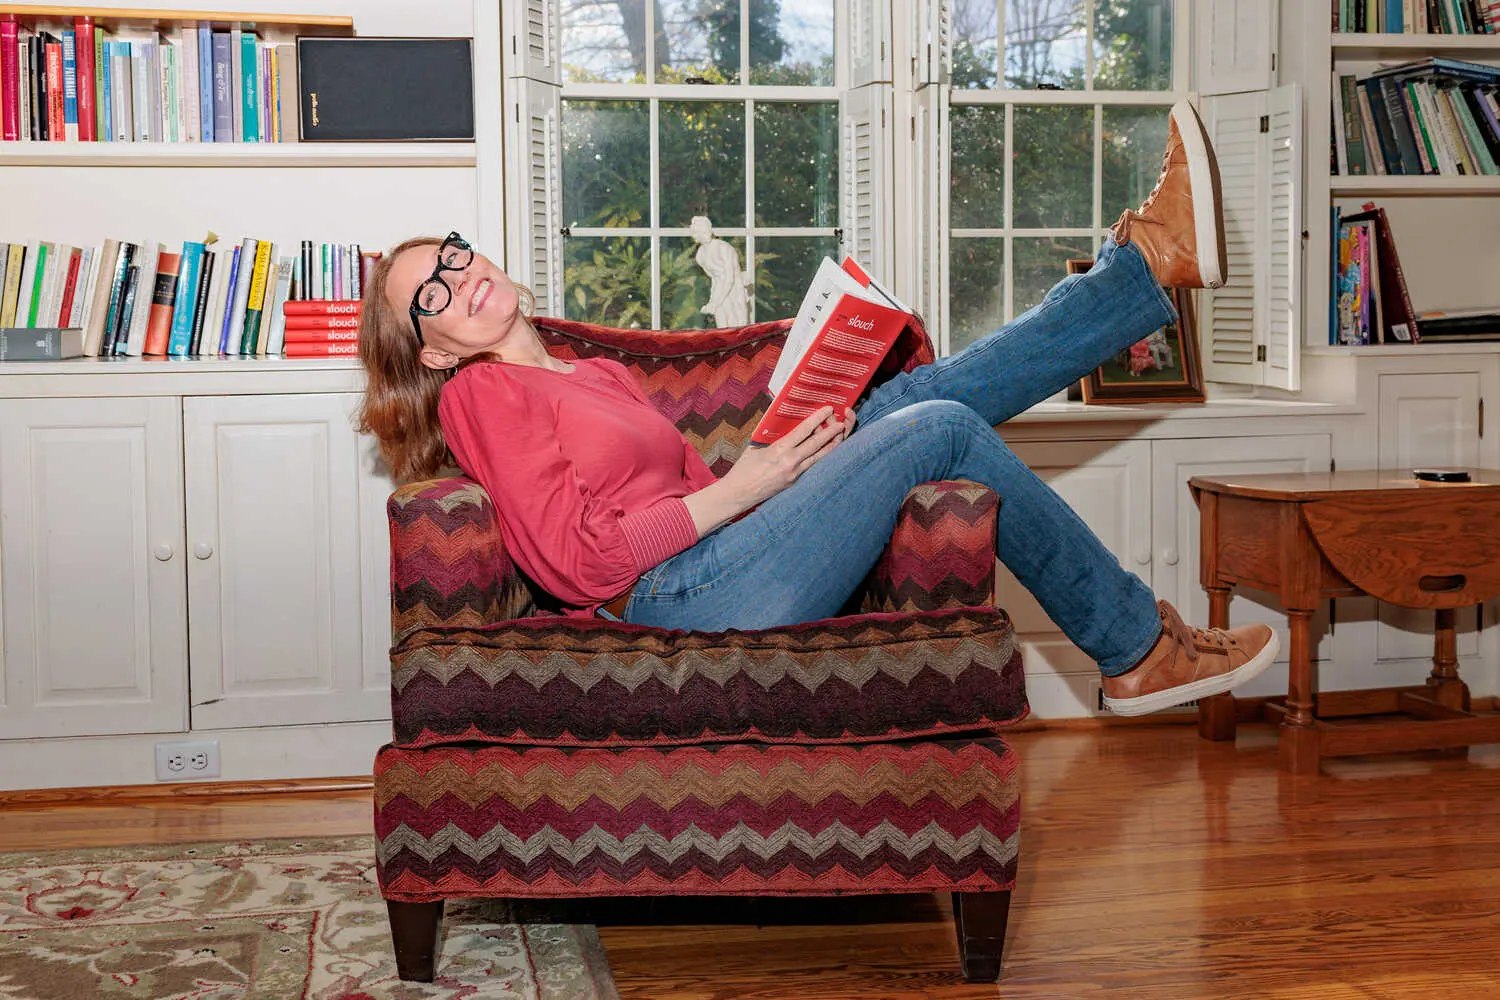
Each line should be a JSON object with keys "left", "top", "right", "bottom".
{"left": 618, "top": 498, "right": 700, "bottom": 573}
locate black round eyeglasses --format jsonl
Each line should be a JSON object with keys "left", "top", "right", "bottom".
{"left": 409, "top": 232, "right": 474, "bottom": 346}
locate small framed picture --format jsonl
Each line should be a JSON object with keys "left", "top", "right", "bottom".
{"left": 1066, "top": 259, "right": 1206, "bottom": 405}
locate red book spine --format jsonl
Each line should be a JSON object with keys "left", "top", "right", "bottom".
{"left": 73, "top": 17, "right": 94, "bottom": 141}
{"left": 142, "top": 251, "right": 181, "bottom": 356}
{"left": 45, "top": 40, "right": 63, "bottom": 141}
{"left": 284, "top": 315, "right": 361, "bottom": 331}
{"left": 1, "top": 17, "right": 18, "bottom": 142}
{"left": 283, "top": 327, "right": 359, "bottom": 344}
{"left": 282, "top": 299, "right": 361, "bottom": 317}
{"left": 284, "top": 341, "right": 360, "bottom": 357}
{"left": 56, "top": 248, "right": 82, "bottom": 325}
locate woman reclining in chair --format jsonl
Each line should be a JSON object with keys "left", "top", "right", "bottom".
{"left": 358, "top": 99, "right": 1276, "bottom": 717}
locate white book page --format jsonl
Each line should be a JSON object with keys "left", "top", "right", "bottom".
{"left": 769, "top": 258, "right": 888, "bottom": 396}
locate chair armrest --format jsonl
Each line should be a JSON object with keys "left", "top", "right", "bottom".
{"left": 859, "top": 480, "right": 999, "bottom": 614}
{"left": 388, "top": 477, "right": 536, "bottom": 643}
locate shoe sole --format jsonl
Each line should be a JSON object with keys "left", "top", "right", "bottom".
{"left": 1102, "top": 630, "right": 1280, "bottom": 717}
{"left": 1170, "top": 99, "right": 1227, "bottom": 290}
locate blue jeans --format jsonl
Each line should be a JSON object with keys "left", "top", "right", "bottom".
{"left": 620, "top": 238, "right": 1176, "bottom": 676}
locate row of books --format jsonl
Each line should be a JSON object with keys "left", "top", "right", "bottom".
{"left": 1331, "top": 58, "right": 1500, "bottom": 176}
{"left": 1333, "top": 0, "right": 1500, "bottom": 32}
{"left": 1332, "top": 203, "right": 1421, "bottom": 345}
{"left": 1, "top": 14, "right": 296, "bottom": 144}
{"left": 0, "top": 238, "right": 377, "bottom": 359}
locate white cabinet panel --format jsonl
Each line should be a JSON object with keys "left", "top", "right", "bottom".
{"left": 184, "top": 394, "right": 386, "bottom": 729}
{"left": 0, "top": 397, "right": 186, "bottom": 738}
{"left": 1372, "top": 372, "right": 1482, "bottom": 663}
{"left": 357, "top": 424, "right": 396, "bottom": 697}
{"left": 1150, "top": 434, "right": 1333, "bottom": 696}
{"left": 997, "top": 440, "right": 1152, "bottom": 670}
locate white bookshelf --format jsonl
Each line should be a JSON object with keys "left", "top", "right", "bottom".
{"left": 1330, "top": 175, "right": 1500, "bottom": 195}
{"left": 0, "top": 141, "right": 478, "bottom": 167}
{"left": 1331, "top": 33, "right": 1500, "bottom": 58}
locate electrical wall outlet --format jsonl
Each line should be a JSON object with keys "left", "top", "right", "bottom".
{"left": 155, "top": 740, "right": 221, "bottom": 781}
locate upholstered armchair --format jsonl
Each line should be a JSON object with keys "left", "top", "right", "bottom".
{"left": 373, "top": 316, "right": 1029, "bottom": 984}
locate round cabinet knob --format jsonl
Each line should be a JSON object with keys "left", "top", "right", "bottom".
{"left": 193, "top": 542, "right": 214, "bottom": 560}
{"left": 1134, "top": 549, "right": 1152, "bottom": 566}
{"left": 153, "top": 544, "right": 174, "bottom": 561}
{"left": 1162, "top": 548, "right": 1180, "bottom": 566}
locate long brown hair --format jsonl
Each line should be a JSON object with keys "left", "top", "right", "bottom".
{"left": 356, "top": 236, "right": 452, "bottom": 483}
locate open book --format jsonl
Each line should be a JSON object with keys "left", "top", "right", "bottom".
{"left": 750, "top": 256, "right": 914, "bottom": 445}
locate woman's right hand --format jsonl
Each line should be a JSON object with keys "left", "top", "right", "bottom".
{"left": 722, "top": 406, "right": 849, "bottom": 508}
{"left": 684, "top": 406, "right": 849, "bottom": 536}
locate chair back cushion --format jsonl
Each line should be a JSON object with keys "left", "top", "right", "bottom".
{"left": 534, "top": 315, "right": 934, "bottom": 476}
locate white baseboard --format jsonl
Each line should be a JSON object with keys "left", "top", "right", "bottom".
{"left": 0, "top": 722, "right": 388, "bottom": 792}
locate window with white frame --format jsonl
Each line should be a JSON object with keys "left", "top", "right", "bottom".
{"left": 553, "top": 0, "right": 842, "bottom": 328}
{"left": 945, "top": 0, "right": 1186, "bottom": 352}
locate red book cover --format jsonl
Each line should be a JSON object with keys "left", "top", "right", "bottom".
{"left": 284, "top": 314, "right": 361, "bottom": 331}
{"left": 55, "top": 247, "right": 82, "bottom": 326}
{"left": 142, "top": 251, "right": 181, "bottom": 356}
{"left": 1, "top": 17, "right": 18, "bottom": 142}
{"left": 73, "top": 16, "right": 94, "bottom": 141}
{"left": 284, "top": 341, "right": 359, "bottom": 357}
{"left": 283, "top": 328, "right": 359, "bottom": 343}
{"left": 750, "top": 293, "right": 911, "bottom": 446}
{"left": 45, "top": 39, "right": 64, "bottom": 142}
{"left": 282, "top": 299, "right": 361, "bottom": 317}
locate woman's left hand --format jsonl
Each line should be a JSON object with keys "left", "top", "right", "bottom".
{"left": 835, "top": 407, "right": 856, "bottom": 441}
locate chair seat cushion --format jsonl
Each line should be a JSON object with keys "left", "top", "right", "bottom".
{"left": 374, "top": 737, "right": 1021, "bottom": 901}
{"left": 390, "top": 607, "right": 1026, "bottom": 749}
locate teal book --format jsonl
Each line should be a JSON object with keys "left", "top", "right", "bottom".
{"left": 168, "top": 241, "right": 205, "bottom": 355}
{"left": 239, "top": 31, "right": 259, "bottom": 142}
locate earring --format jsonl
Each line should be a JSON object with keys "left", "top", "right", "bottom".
{"left": 517, "top": 283, "right": 536, "bottom": 318}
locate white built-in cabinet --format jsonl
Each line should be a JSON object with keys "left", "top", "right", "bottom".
{"left": 184, "top": 394, "right": 389, "bottom": 730}
{"left": 0, "top": 397, "right": 188, "bottom": 739}
{"left": 0, "top": 388, "right": 392, "bottom": 745}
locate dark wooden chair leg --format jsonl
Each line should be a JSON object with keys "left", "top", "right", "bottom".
{"left": 953, "top": 890, "right": 1011, "bottom": 983}
{"left": 387, "top": 899, "right": 444, "bottom": 982}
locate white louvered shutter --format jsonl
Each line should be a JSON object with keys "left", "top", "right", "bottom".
{"left": 1201, "top": 85, "right": 1302, "bottom": 389}
{"left": 1195, "top": 0, "right": 1277, "bottom": 97}
{"left": 842, "top": 84, "right": 894, "bottom": 281}
{"left": 504, "top": 0, "right": 560, "bottom": 85}
{"left": 914, "top": 0, "right": 951, "bottom": 86}
{"left": 1264, "top": 85, "right": 1302, "bottom": 391}
{"left": 1201, "top": 92, "right": 1260, "bottom": 384}
{"left": 912, "top": 85, "right": 947, "bottom": 334}
{"left": 848, "top": 0, "right": 891, "bottom": 87}
{"left": 503, "top": 78, "right": 563, "bottom": 316}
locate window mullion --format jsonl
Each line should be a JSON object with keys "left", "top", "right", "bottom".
{"left": 1084, "top": 0, "right": 1095, "bottom": 90}
{"left": 650, "top": 97, "right": 661, "bottom": 328}
{"left": 1003, "top": 101, "right": 1014, "bottom": 323}
{"left": 741, "top": 0, "right": 751, "bottom": 83}
{"left": 1092, "top": 102, "right": 1102, "bottom": 233}
{"left": 746, "top": 97, "right": 757, "bottom": 321}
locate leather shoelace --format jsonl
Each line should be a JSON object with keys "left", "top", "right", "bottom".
{"left": 1113, "top": 139, "right": 1182, "bottom": 244}
{"left": 1157, "top": 599, "right": 1209, "bottom": 663}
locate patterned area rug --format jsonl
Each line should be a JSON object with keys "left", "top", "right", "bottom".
{"left": 0, "top": 836, "right": 619, "bottom": 999}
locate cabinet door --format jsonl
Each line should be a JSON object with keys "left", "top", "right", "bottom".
{"left": 998, "top": 439, "right": 1152, "bottom": 674}
{"left": 183, "top": 394, "right": 387, "bottom": 729}
{"left": 1371, "top": 372, "right": 1482, "bottom": 663}
{"left": 1150, "top": 434, "right": 1333, "bottom": 697}
{"left": 0, "top": 397, "right": 186, "bottom": 739}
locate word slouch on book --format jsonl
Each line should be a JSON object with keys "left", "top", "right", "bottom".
{"left": 751, "top": 257, "right": 913, "bottom": 445}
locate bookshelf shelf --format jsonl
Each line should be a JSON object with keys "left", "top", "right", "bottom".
{"left": 1330, "top": 176, "right": 1500, "bottom": 196}
{"left": 0, "top": 6, "right": 353, "bottom": 30}
{"left": 1331, "top": 33, "right": 1500, "bottom": 59}
{"left": 0, "top": 141, "right": 477, "bottom": 167}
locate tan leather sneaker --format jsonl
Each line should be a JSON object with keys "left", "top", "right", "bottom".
{"left": 1101, "top": 600, "right": 1278, "bottom": 717}
{"left": 1110, "top": 99, "right": 1228, "bottom": 290}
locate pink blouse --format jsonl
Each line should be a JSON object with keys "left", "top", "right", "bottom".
{"left": 438, "top": 356, "right": 717, "bottom": 615}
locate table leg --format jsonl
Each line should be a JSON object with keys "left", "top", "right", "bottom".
{"left": 1198, "top": 586, "right": 1238, "bottom": 742}
{"left": 1427, "top": 607, "right": 1471, "bottom": 712}
{"left": 1279, "top": 608, "right": 1321, "bottom": 775}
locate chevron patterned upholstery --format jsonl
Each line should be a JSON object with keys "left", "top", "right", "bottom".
{"left": 375, "top": 318, "right": 1024, "bottom": 984}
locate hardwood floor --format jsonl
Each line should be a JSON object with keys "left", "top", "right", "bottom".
{"left": 6, "top": 723, "right": 1499, "bottom": 999}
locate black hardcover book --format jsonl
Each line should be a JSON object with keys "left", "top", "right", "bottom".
{"left": 296, "top": 37, "right": 474, "bottom": 141}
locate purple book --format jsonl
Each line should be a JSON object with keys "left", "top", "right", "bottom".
{"left": 217, "top": 244, "right": 242, "bottom": 353}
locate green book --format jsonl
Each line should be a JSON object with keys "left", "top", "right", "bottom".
{"left": 25, "top": 243, "right": 48, "bottom": 328}
{"left": 1341, "top": 75, "right": 1368, "bottom": 176}
{"left": 240, "top": 30, "right": 259, "bottom": 142}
